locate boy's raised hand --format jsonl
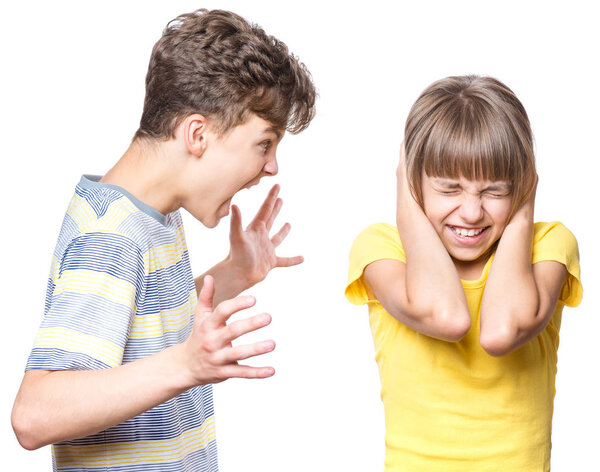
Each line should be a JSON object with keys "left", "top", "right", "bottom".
{"left": 228, "top": 184, "right": 303, "bottom": 288}
{"left": 182, "top": 275, "right": 275, "bottom": 385}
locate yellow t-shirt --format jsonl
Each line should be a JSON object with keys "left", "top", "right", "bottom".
{"left": 345, "top": 221, "right": 582, "bottom": 472}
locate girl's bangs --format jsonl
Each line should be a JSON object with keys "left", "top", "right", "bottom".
{"left": 421, "top": 110, "right": 516, "bottom": 184}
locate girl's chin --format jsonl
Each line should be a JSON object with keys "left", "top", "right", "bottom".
{"left": 446, "top": 243, "right": 497, "bottom": 268}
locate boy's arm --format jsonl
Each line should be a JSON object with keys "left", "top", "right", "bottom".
{"left": 479, "top": 188, "right": 567, "bottom": 356}
{"left": 12, "top": 276, "right": 275, "bottom": 450}
{"left": 196, "top": 185, "right": 303, "bottom": 304}
{"left": 363, "top": 148, "right": 471, "bottom": 341}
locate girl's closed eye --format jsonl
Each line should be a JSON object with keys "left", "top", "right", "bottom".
{"left": 483, "top": 185, "right": 512, "bottom": 199}
{"left": 438, "top": 189, "right": 460, "bottom": 195}
{"left": 484, "top": 191, "right": 509, "bottom": 198}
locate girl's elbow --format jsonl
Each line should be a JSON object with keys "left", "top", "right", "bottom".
{"left": 435, "top": 309, "right": 471, "bottom": 341}
{"left": 479, "top": 326, "right": 516, "bottom": 357}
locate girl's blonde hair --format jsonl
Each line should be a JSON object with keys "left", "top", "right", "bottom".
{"left": 404, "top": 75, "right": 537, "bottom": 215}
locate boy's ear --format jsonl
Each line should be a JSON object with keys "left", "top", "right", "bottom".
{"left": 183, "top": 114, "right": 209, "bottom": 158}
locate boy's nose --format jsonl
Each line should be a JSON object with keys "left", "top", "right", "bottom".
{"left": 263, "top": 156, "right": 278, "bottom": 176}
{"left": 458, "top": 196, "right": 484, "bottom": 223}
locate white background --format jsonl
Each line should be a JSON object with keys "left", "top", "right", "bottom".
{"left": 1, "top": 1, "right": 598, "bottom": 470}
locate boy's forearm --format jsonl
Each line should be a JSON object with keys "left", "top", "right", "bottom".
{"left": 396, "top": 186, "right": 470, "bottom": 338}
{"left": 480, "top": 214, "right": 539, "bottom": 355}
{"left": 14, "top": 276, "right": 275, "bottom": 451}
{"left": 195, "top": 257, "right": 250, "bottom": 305}
{"left": 12, "top": 343, "right": 193, "bottom": 450}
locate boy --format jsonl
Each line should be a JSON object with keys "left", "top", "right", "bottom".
{"left": 345, "top": 76, "right": 581, "bottom": 471}
{"left": 12, "top": 8, "right": 316, "bottom": 472}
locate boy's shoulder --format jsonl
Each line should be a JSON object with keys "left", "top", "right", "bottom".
{"left": 57, "top": 175, "right": 182, "bottom": 256}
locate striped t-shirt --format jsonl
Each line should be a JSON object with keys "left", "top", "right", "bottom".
{"left": 26, "top": 175, "right": 218, "bottom": 472}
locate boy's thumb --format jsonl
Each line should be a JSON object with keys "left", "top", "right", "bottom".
{"left": 196, "top": 275, "right": 215, "bottom": 315}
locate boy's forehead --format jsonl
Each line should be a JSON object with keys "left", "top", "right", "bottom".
{"left": 241, "top": 114, "right": 284, "bottom": 138}
{"left": 214, "top": 114, "right": 284, "bottom": 140}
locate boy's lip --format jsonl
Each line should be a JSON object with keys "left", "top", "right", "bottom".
{"left": 218, "top": 198, "right": 232, "bottom": 217}
{"left": 243, "top": 176, "right": 262, "bottom": 190}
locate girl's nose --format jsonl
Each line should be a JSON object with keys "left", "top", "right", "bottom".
{"left": 458, "top": 196, "right": 484, "bottom": 223}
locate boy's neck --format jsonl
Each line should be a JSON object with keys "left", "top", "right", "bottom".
{"left": 101, "top": 138, "right": 185, "bottom": 215}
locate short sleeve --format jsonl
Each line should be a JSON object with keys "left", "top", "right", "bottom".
{"left": 532, "top": 221, "right": 582, "bottom": 307}
{"left": 26, "top": 231, "right": 146, "bottom": 371}
{"left": 345, "top": 223, "right": 405, "bottom": 306}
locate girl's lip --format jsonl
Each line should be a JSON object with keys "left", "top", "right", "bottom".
{"left": 446, "top": 225, "right": 489, "bottom": 246}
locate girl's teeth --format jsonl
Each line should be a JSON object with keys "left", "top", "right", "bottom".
{"left": 453, "top": 227, "right": 484, "bottom": 237}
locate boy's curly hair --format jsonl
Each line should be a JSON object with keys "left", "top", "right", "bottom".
{"left": 134, "top": 9, "right": 316, "bottom": 140}
{"left": 404, "top": 75, "right": 537, "bottom": 215}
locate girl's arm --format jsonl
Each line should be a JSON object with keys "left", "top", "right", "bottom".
{"left": 363, "top": 148, "right": 471, "bottom": 341}
{"left": 479, "top": 187, "right": 567, "bottom": 356}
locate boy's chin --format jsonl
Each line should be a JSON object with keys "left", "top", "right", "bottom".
{"left": 202, "top": 217, "right": 220, "bottom": 229}
{"left": 200, "top": 201, "right": 232, "bottom": 228}
{"left": 193, "top": 211, "right": 221, "bottom": 228}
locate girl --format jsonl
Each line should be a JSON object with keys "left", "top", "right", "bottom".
{"left": 345, "top": 75, "right": 582, "bottom": 471}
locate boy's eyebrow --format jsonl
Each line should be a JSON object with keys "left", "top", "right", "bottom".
{"left": 262, "top": 126, "right": 283, "bottom": 140}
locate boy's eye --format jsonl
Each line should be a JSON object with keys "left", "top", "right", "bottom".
{"left": 260, "top": 140, "right": 272, "bottom": 153}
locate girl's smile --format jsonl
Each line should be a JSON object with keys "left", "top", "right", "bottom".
{"left": 421, "top": 174, "right": 513, "bottom": 273}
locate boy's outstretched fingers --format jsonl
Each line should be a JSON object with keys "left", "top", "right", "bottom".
{"left": 276, "top": 255, "right": 304, "bottom": 268}
{"left": 270, "top": 222, "right": 290, "bottom": 247}
{"left": 185, "top": 283, "right": 275, "bottom": 385}
{"left": 265, "top": 197, "right": 283, "bottom": 230}
{"left": 220, "top": 338, "right": 276, "bottom": 363}
{"left": 196, "top": 275, "right": 215, "bottom": 316}
{"left": 251, "top": 184, "right": 281, "bottom": 229}
{"left": 214, "top": 364, "right": 275, "bottom": 380}
{"left": 206, "top": 295, "right": 257, "bottom": 329}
